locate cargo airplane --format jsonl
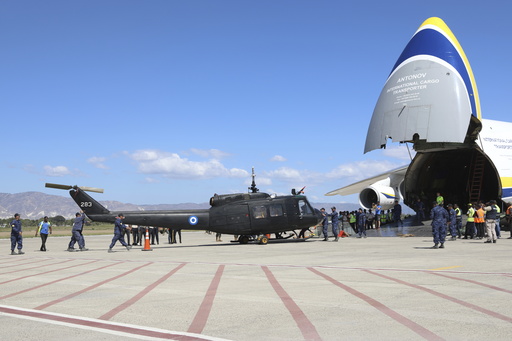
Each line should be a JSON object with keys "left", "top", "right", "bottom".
{"left": 326, "top": 17, "right": 512, "bottom": 210}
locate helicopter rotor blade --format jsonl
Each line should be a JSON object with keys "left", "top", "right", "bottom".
{"left": 45, "top": 183, "right": 104, "bottom": 193}
{"left": 78, "top": 186, "right": 104, "bottom": 193}
{"left": 45, "top": 183, "right": 73, "bottom": 191}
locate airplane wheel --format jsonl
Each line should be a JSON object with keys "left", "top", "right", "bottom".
{"left": 239, "top": 235, "right": 250, "bottom": 244}
{"left": 259, "top": 236, "right": 269, "bottom": 245}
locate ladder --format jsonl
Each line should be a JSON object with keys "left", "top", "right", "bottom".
{"left": 468, "top": 153, "right": 485, "bottom": 202}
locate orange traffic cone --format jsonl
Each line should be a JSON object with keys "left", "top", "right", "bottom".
{"left": 142, "top": 227, "right": 153, "bottom": 251}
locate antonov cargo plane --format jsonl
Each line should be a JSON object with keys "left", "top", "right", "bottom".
{"left": 326, "top": 17, "right": 512, "bottom": 210}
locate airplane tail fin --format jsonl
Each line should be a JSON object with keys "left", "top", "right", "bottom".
{"left": 69, "top": 188, "right": 110, "bottom": 216}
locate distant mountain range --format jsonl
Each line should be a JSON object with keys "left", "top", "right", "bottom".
{"left": 0, "top": 191, "right": 360, "bottom": 219}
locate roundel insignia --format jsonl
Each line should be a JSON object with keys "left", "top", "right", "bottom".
{"left": 188, "top": 216, "right": 198, "bottom": 225}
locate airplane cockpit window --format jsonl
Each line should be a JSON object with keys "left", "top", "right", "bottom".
{"left": 269, "top": 204, "right": 284, "bottom": 217}
{"left": 298, "top": 199, "right": 313, "bottom": 215}
{"left": 252, "top": 205, "right": 267, "bottom": 219}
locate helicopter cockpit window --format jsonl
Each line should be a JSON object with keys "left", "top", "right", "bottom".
{"left": 298, "top": 199, "right": 313, "bottom": 215}
{"left": 252, "top": 205, "right": 267, "bottom": 219}
{"left": 269, "top": 204, "right": 284, "bottom": 217}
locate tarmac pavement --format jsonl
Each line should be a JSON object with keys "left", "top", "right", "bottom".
{"left": 0, "top": 222, "right": 511, "bottom": 341}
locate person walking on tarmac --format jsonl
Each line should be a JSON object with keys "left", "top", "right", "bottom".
{"left": 10, "top": 213, "right": 24, "bottom": 255}
{"left": 108, "top": 214, "right": 132, "bottom": 252}
{"left": 68, "top": 211, "right": 87, "bottom": 251}
{"left": 430, "top": 201, "right": 448, "bottom": 249}
{"left": 36, "top": 216, "right": 52, "bottom": 251}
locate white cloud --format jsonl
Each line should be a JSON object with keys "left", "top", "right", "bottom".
{"left": 264, "top": 167, "right": 322, "bottom": 186}
{"left": 127, "top": 149, "right": 248, "bottom": 179}
{"left": 87, "top": 156, "right": 108, "bottom": 169}
{"left": 270, "top": 155, "right": 287, "bottom": 162}
{"left": 43, "top": 165, "right": 72, "bottom": 177}
{"left": 189, "top": 148, "right": 230, "bottom": 159}
{"left": 326, "top": 160, "right": 402, "bottom": 180}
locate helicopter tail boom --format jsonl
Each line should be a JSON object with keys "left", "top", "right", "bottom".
{"left": 70, "top": 187, "right": 111, "bottom": 217}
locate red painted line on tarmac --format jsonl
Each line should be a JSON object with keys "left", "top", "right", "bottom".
{"left": 430, "top": 272, "right": 512, "bottom": 294}
{"left": 0, "top": 305, "right": 224, "bottom": 341}
{"left": 0, "top": 259, "right": 73, "bottom": 276}
{"left": 166, "top": 260, "right": 512, "bottom": 277}
{"left": 188, "top": 265, "right": 225, "bottom": 334}
{"left": 0, "top": 257, "right": 46, "bottom": 268}
{"left": 0, "top": 260, "right": 96, "bottom": 286}
{"left": 35, "top": 262, "right": 151, "bottom": 310}
{"left": 365, "top": 270, "right": 512, "bottom": 323}
{"left": 0, "top": 261, "right": 119, "bottom": 300}
{"left": 99, "top": 263, "right": 187, "bottom": 320}
{"left": 309, "top": 267, "right": 444, "bottom": 341}
{"left": 264, "top": 266, "right": 322, "bottom": 341}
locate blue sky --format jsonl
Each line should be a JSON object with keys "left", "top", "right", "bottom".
{"left": 2, "top": 1, "right": 511, "bottom": 205}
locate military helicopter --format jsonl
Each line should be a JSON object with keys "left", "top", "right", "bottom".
{"left": 45, "top": 169, "right": 323, "bottom": 244}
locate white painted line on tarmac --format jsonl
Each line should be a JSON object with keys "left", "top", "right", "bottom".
{"left": 0, "top": 304, "right": 231, "bottom": 341}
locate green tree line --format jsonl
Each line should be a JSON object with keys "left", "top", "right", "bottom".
{"left": 0, "top": 216, "right": 104, "bottom": 228}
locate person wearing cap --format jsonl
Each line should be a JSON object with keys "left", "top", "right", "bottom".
{"left": 10, "top": 213, "right": 24, "bottom": 255}
{"left": 36, "top": 216, "right": 52, "bottom": 251}
{"left": 463, "top": 203, "right": 476, "bottom": 239}
{"left": 108, "top": 214, "right": 132, "bottom": 252}
{"left": 68, "top": 210, "right": 87, "bottom": 251}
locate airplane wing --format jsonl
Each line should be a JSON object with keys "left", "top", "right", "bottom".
{"left": 325, "top": 165, "right": 409, "bottom": 196}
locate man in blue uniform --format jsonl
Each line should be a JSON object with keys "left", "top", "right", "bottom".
{"left": 329, "top": 207, "right": 340, "bottom": 241}
{"left": 68, "top": 211, "right": 87, "bottom": 251}
{"left": 108, "top": 214, "right": 132, "bottom": 252}
{"left": 414, "top": 199, "right": 425, "bottom": 223}
{"left": 356, "top": 208, "right": 367, "bottom": 238}
{"left": 447, "top": 204, "right": 457, "bottom": 240}
{"left": 430, "top": 202, "right": 448, "bottom": 249}
{"left": 393, "top": 200, "right": 403, "bottom": 227}
{"left": 10, "top": 213, "right": 24, "bottom": 255}
{"left": 320, "top": 208, "right": 329, "bottom": 241}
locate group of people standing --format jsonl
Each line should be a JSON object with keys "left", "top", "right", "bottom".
{"left": 5, "top": 211, "right": 177, "bottom": 255}
{"left": 319, "top": 200, "right": 404, "bottom": 241}
{"left": 429, "top": 192, "right": 512, "bottom": 249}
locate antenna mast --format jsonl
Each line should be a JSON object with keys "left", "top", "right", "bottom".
{"left": 248, "top": 167, "right": 259, "bottom": 193}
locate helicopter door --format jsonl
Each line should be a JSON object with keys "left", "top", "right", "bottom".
{"left": 289, "top": 198, "right": 316, "bottom": 228}
{"left": 249, "top": 202, "right": 287, "bottom": 234}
